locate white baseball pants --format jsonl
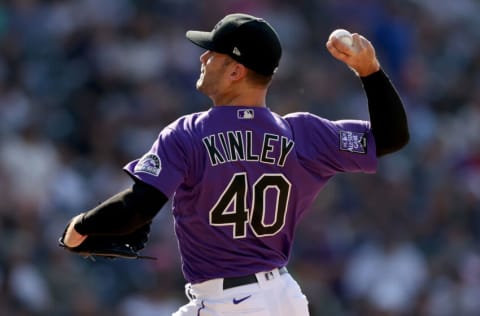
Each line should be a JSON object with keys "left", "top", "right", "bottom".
{"left": 172, "top": 267, "right": 309, "bottom": 316}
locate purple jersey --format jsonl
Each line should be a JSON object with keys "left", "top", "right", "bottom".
{"left": 124, "top": 106, "right": 377, "bottom": 283}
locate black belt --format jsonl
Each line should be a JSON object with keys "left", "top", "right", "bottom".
{"left": 223, "top": 267, "right": 288, "bottom": 290}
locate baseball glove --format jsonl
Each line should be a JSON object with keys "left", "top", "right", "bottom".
{"left": 58, "top": 222, "right": 156, "bottom": 260}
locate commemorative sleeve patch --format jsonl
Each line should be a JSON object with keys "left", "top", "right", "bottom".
{"left": 339, "top": 130, "right": 367, "bottom": 154}
{"left": 134, "top": 153, "right": 162, "bottom": 176}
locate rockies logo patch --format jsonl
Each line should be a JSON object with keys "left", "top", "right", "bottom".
{"left": 339, "top": 131, "right": 367, "bottom": 154}
{"left": 134, "top": 153, "right": 161, "bottom": 176}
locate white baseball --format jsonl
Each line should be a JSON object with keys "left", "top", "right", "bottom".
{"left": 329, "top": 29, "right": 353, "bottom": 47}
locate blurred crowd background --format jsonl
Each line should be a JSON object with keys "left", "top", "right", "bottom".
{"left": 1, "top": 0, "right": 480, "bottom": 315}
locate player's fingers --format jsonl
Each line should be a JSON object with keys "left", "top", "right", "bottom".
{"left": 327, "top": 36, "right": 356, "bottom": 55}
{"left": 326, "top": 40, "right": 350, "bottom": 61}
{"left": 348, "top": 34, "right": 380, "bottom": 76}
{"left": 327, "top": 36, "right": 348, "bottom": 50}
{"left": 327, "top": 33, "right": 379, "bottom": 76}
{"left": 62, "top": 214, "right": 88, "bottom": 248}
{"left": 354, "top": 34, "right": 374, "bottom": 54}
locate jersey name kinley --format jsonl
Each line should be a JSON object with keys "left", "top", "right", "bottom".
{"left": 202, "top": 131, "right": 295, "bottom": 167}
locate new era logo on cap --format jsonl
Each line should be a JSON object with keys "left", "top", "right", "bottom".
{"left": 232, "top": 47, "right": 241, "bottom": 56}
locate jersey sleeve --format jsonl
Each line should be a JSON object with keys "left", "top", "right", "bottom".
{"left": 286, "top": 112, "right": 378, "bottom": 176}
{"left": 123, "top": 124, "right": 188, "bottom": 198}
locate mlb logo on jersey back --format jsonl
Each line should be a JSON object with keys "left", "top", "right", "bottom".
{"left": 237, "top": 109, "right": 254, "bottom": 119}
{"left": 339, "top": 130, "right": 367, "bottom": 154}
{"left": 134, "top": 153, "right": 162, "bottom": 176}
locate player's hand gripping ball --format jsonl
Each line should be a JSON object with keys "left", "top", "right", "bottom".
{"left": 329, "top": 29, "right": 354, "bottom": 48}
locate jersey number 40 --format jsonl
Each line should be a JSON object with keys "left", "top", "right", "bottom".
{"left": 209, "top": 172, "right": 291, "bottom": 238}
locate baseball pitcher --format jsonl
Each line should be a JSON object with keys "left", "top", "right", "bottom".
{"left": 60, "top": 13, "right": 409, "bottom": 316}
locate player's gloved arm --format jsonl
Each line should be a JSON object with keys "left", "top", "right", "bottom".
{"left": 73, "top": 179, "right": 168, "bottom": 236}
{"left": 360, "top": 69, "right": 409, "bottom": 157}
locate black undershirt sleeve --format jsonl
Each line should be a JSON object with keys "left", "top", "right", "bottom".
{"left": 73, "top": 178, "right": 168, "bottom": 236}
{"left": 360, "top": 69, "right": 409, "bottom": 157}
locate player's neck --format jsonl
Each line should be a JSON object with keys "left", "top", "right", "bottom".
{"left": 212, "top": 88, "right": 267, "bottom": 107}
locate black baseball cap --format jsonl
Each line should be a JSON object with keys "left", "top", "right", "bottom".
{"left": 186, "top": 13, "right": 282, "bottom": 76}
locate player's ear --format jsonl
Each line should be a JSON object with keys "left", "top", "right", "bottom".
{"left": 229, "top": 63, "right": 247, "bottom": 82}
